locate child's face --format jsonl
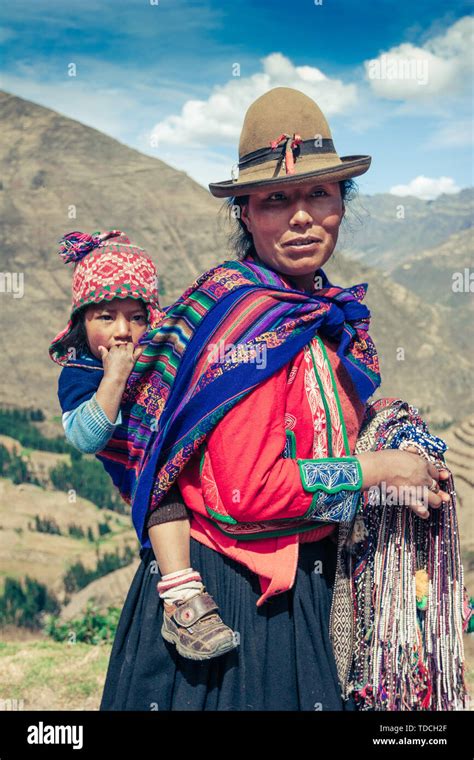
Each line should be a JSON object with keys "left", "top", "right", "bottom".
{"left": 84, "top": 298, "right": 148, "bottom": 359}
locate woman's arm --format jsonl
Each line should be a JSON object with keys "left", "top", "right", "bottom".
{"left": 205, "top": 363, "right": 363, "bottom": 523}
{"left": 204, "top": 365, "right": 450, "bottom": 524}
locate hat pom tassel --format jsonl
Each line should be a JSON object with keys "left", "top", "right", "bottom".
{"left": 58, "top": 231, "right": 104, "bottom": 263}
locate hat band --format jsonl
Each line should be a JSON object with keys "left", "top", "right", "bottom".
{"left": 238, "top": 138, "right": 335, "bottom": 170}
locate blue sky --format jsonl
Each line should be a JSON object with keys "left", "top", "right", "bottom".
{"left": 1, "top": 0, "right": 472, "bottom": 198}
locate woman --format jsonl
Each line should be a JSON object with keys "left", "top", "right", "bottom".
{"left": 99, "top": 87, "right": 469, "bottom": 711}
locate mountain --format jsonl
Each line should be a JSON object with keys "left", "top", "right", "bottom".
{"left": 442, "top": 415, "right": 474, "bottom": 597}
{"left": 0, "top": 89, "right": 225, "bottom": 417}
{"left": 0, "top": 90, "right": 472, "bottom": 425}
{"left": 390, "top": 227, "right": 473, "bottom": 307}
{"left": 339, "top": 187, "right": 473, "bottom": 270}
{"left": 0, "top": 475, "right": 136, "bottom": 598}
{"left": 324, "top": 254, "right": 473, "bottom": 425}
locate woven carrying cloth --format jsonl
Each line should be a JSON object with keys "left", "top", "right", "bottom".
{"left": 95, "top": 251, "right": 381, "bottom": 547}
{"left": 88, "top": 249, "right": 469, "bottom": 710}
{"left": 329, "top": 397, "right": 471, "bottom": 711}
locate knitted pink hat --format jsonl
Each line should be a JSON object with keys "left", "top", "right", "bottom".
{"left": 49, "top": 230, "right": 164, "bottom": 366}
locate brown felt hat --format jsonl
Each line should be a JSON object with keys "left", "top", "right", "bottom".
{"left": 209, "top": 87, "right": 371, "bottom": 198}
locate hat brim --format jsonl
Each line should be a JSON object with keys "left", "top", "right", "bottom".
{"left": 208, "top": 155, "right": 371, "bottom": 198}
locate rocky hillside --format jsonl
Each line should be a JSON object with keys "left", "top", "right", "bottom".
{"left": 324, "top": 255, "right": 473, "bottom": 426}
{"left": 0, "top": 476, "right": 136, "bottom": 600}
{"left": 0, "top": 89, "right": 225, "bottom": 417}
{"left": 57, "top": 562, "right": 140, "bottom": 623}
{"left": 390, "top": 228, "right": 473, "bottom": 304}
{"left": 443, "top": 415, "right": 474, "bottom": 596}
{"left": 340, "top": 187, "right": 473, "bottom": 269}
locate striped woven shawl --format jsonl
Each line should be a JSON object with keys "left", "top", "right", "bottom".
{"left": 97, "top": 252, "right": 381, "bottom": 547}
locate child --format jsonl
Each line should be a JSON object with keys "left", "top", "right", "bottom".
{"left": 49, "top": 229, "right": 238, "bottom": 660}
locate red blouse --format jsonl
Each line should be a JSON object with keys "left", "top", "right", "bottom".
{"left": 177, "top": 333, "right": 366, "bottom": 606}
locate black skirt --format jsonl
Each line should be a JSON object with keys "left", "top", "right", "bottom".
{"left": 99, "top": 534, "right": 357, "bottom": 711}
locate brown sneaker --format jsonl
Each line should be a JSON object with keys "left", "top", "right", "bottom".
{"left": 161, "top": 590, "right": 239, "bottom": 661}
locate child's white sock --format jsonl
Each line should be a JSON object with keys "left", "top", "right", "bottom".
{"left": 157, "top": 567, "right": 204, "bottom": 605}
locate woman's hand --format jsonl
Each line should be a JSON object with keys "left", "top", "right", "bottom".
{"left": 356, "top": 448, "right": 451, "bottom": 520}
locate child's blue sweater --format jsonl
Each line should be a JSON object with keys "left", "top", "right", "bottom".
{"left": 58, "top": 352, "right": 122, "bottom": 454}
{"left": 57, "top": 350, "right": 187, "bottom": 543}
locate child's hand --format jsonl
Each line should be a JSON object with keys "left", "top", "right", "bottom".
{"left": 98, "top": 343, "right": 143, "bottom": 385}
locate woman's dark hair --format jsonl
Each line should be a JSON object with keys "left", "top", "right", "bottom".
{"left": 221, "top": 178, "right": 359, "bottom": 261}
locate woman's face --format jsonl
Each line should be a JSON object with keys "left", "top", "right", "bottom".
{"left": 240, "top": 180, "right": 344, "bottom": 291}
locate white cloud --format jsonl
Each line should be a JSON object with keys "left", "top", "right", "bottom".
{"left": 364, "top": 16, "right": 472, "bottom": 100}
{"left": 389, "top": 175, "right": 461, "bottom": 200}
{"left": 150, "top": 52, "right": 358, "bottom": 148}
{"left": 424, "top": 119, "right": 474, "bottom": 149}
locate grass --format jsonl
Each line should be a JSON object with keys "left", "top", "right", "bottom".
{"left": 0, "top": 636, "right": 112, "bottom": 710}
{"left": 0, "top": 632, "right": 471, "bottom": 710}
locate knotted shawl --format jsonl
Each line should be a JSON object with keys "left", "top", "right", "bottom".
{"left": 93, "top": 252, "right": 469, "bottom": 711}
{"left": 99, "top": 252, "right": 381, "bottom": 547}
